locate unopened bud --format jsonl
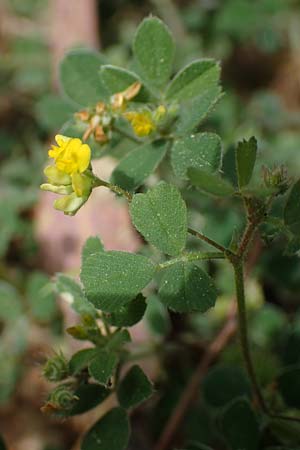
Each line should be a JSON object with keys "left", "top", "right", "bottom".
{"left": 43, "top": 351, "right": 69, "bottom": 382}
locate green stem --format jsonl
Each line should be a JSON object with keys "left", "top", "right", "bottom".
{"left": 158, "top": 251, "right": 225, "bottom": 270}
{"left": 94, "top": 177, "right": 132, "bottom": 202}
{"left": 233, "top": 261, "right": 268, "bottom": 413}
{"left": 188, "top": 227, "right": 230, "bottom": 254}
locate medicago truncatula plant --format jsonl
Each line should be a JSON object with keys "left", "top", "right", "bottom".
{"left": 40, "top": 16, "right": 300, "bottom": 450}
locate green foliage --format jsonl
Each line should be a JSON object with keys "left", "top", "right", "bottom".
{"left": 80, "top": 250, "right": 155, "bottom": 311}
{"left": 133, "top": 17, "right": 175, "bottom": 92}
{"left": 59, "top": 49, "right": 108, "bottom": 106}
{"left": 188, "top": 168, "right": 235, "bottom": 196}
{"left": 81, "top": 408, "right": 130, "bottom": 450}
{"left": 171, "top": 133, "right": 222, "bottom": 180}
{"left": 236, "top": 137, "right": 257, "bottom": 188}
{"left": 166, "top": 59, "right": 220, "bottom": 102}
{"left": 105, "top": 294, "right": 146, "bottom": 327}
{"left": 88, "top": 351, "right": 118, "bottom": 385}
{"left": 130, "top": 182, "right": 187, "bottom": 256}
{"left": 117, "top": 365, "right": 153, "bottom": 409}
{"left": 158, "top": 262, "right": 217, "bottom": 313}
{"left": 111, "top": 140, "right": 168, "bottom": 191}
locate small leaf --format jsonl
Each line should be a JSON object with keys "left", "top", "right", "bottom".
{"left": 171, "top": 132, "right": 222, "bottom": 180}
{"left": 106, "top": 294, "right": 146, "bottom": 327}
{"left": 203, "top": 365, "right": 251, "bottom": 408}
{"left": 236, "top": 136, "right": 257, "bottom": 188}
{"left": 175, "top": 86, "right": 222, "bottom": 136}
{"left": 111, "top": 140, "right": 168, "bottom": 191}
{"left": 158, "top": 262, "right": 217, "bottom": 313}
{"left": 81, "top": 251, "right": 155, "bottom": 312}
{"left": 88, "top": 351, "right": 118, "bottom": 386}
{"left": 117, "top": 365, "right": 153, "bottom": 409}
{"left": 221, "top": 398, "right": 260, "bottom": 450}
{"left": 188, "top": 168, "right": 235, "bottom": 197}
{"left": 81, "top": 407, "right": 130, "bottom": 450}
{"left": 59, "top": 49, "right": 108, "bottom": 106}
{"left": 82, "top": 236, "right": 104, "bottom": 261}
{"left": 70, "top": 383, "right": 110, "bottom": 416}
{"left": 56, "top": 274, "right": 97, "bottom": 317}
{"left": 284, "top": 179, "right": 300, "bottom": 235}
{"left": 69, "top": 348, "right": 98, "bottom": 375}
{"left": 133, "top": 17, "right": 175, "bottom": 92}
{"left": 99, "top": 65, "right": 150, "bottom": 102}
{"left": 130, "top": 182, "right": 187, "bottom": 256}
{"left": 166, "top": 59, "right": 221, "bottom": 101}
{"left": 278, "top": 365, "right": 300, "bottom": 408}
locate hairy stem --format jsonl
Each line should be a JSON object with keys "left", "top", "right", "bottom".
{"left": 158, "top": 251, "right": 225, "bottom": 270}
{"left": 94, "top": 177, "right": 132, "bottom": 201}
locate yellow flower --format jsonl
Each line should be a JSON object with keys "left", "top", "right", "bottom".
{"left": 48, "top": 135, "right": 91, "bottom": 175}
{"left": 42, "top": 136, "right": 94, "bottom": 215}
{"left": 124, "top": 111, "right": 155, "bottom": 137}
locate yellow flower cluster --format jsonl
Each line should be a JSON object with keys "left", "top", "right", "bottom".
{"left": 41, "top": 135, "right": 93, "bottom": 215}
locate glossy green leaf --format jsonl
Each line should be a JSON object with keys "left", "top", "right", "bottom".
{"left": 203, "top": 365, "right": 251, "bottom": 407}
{"left": 82, "top": 236, "right": 104, "bottom": 261}
{"left": 278, "top": 365, "right": 300, "bottom": 408}
{"left": 111, "top": 140, "right": 168, "bottom": 191}
{"left": 88, "top": 351, "right": 118, "bottom": 386}
{"left": 158, "top": 262, "right": 217, "bottom": 313}
{"left": 284, "top": 179, "right": 300, "bottom": 235}
{"left": 56, "top": 274, "right": 97, "bottom": 317}
{"left": 188, "top": 168, "right": 235, "bottom": 197}
{"left": 81, "top": 407, "right": 130, "bottom": 450}
{"left": 59, "top": 49, "right": 108, "bottom": 106}
{"left": 117, "top": 365, "right": 153, "bottom": 409}
{"left": 171, "top": 132, "right": 222, "bottom": 179}
{"left": 133, "top": 17, "right": 175, "bottom": 91}
{"left": 99, "top": 65, "right": 150, "bottom": 102}
{"left": 175, "top": 85, "right": 223, "bottom": 136}
{"left": 105, "top": 294, "right": 146, "bottom": 327}
{"left": 81, "top": 251, "right": 155, "bottom": 312}
{"left": 236, "top": 136, "right": 257, "bottom": 188}
{"left": 130, "top": 182, "right": 187, "bottom": 256}
{"left": 166, "top": 59, "right": 221, "bottom": 101}
{"left": 221, "top": 398, "right": 260, "bottom": 450}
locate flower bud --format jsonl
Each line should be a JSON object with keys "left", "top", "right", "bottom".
{"left": 43, "top": 351, "right": 69, "bottom": 382}
{"left": 46, "top": 384, "right": 78, "bottom": 412}
{"left": 263, "top": 165, "right": 291, "bottom": 195}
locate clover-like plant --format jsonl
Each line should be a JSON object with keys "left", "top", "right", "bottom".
{"left": 40, "top": 17, "right": 300, "bottom": 450}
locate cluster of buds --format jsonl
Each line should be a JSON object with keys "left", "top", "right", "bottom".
{"left": 74, "top": 81, "right": 143, "bottom": 143}
{"left": 40, "top": 135, "right": 95, "bottom": 215}
{"left": 263, "top": 165, "right": 291, "bottom": 195}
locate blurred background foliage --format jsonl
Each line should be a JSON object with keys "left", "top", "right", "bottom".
{"left": 1, "top": 0, "right": 300, "bottom": 449}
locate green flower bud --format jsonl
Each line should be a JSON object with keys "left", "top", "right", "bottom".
{"left": 47, "top": 383, "right": 78, "bottom": 411}
{"left": 43, "top": 351, "right": 69, "bottom": 382}
{"left": 263, "top": 165, "right": 291, "bottom": 195}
